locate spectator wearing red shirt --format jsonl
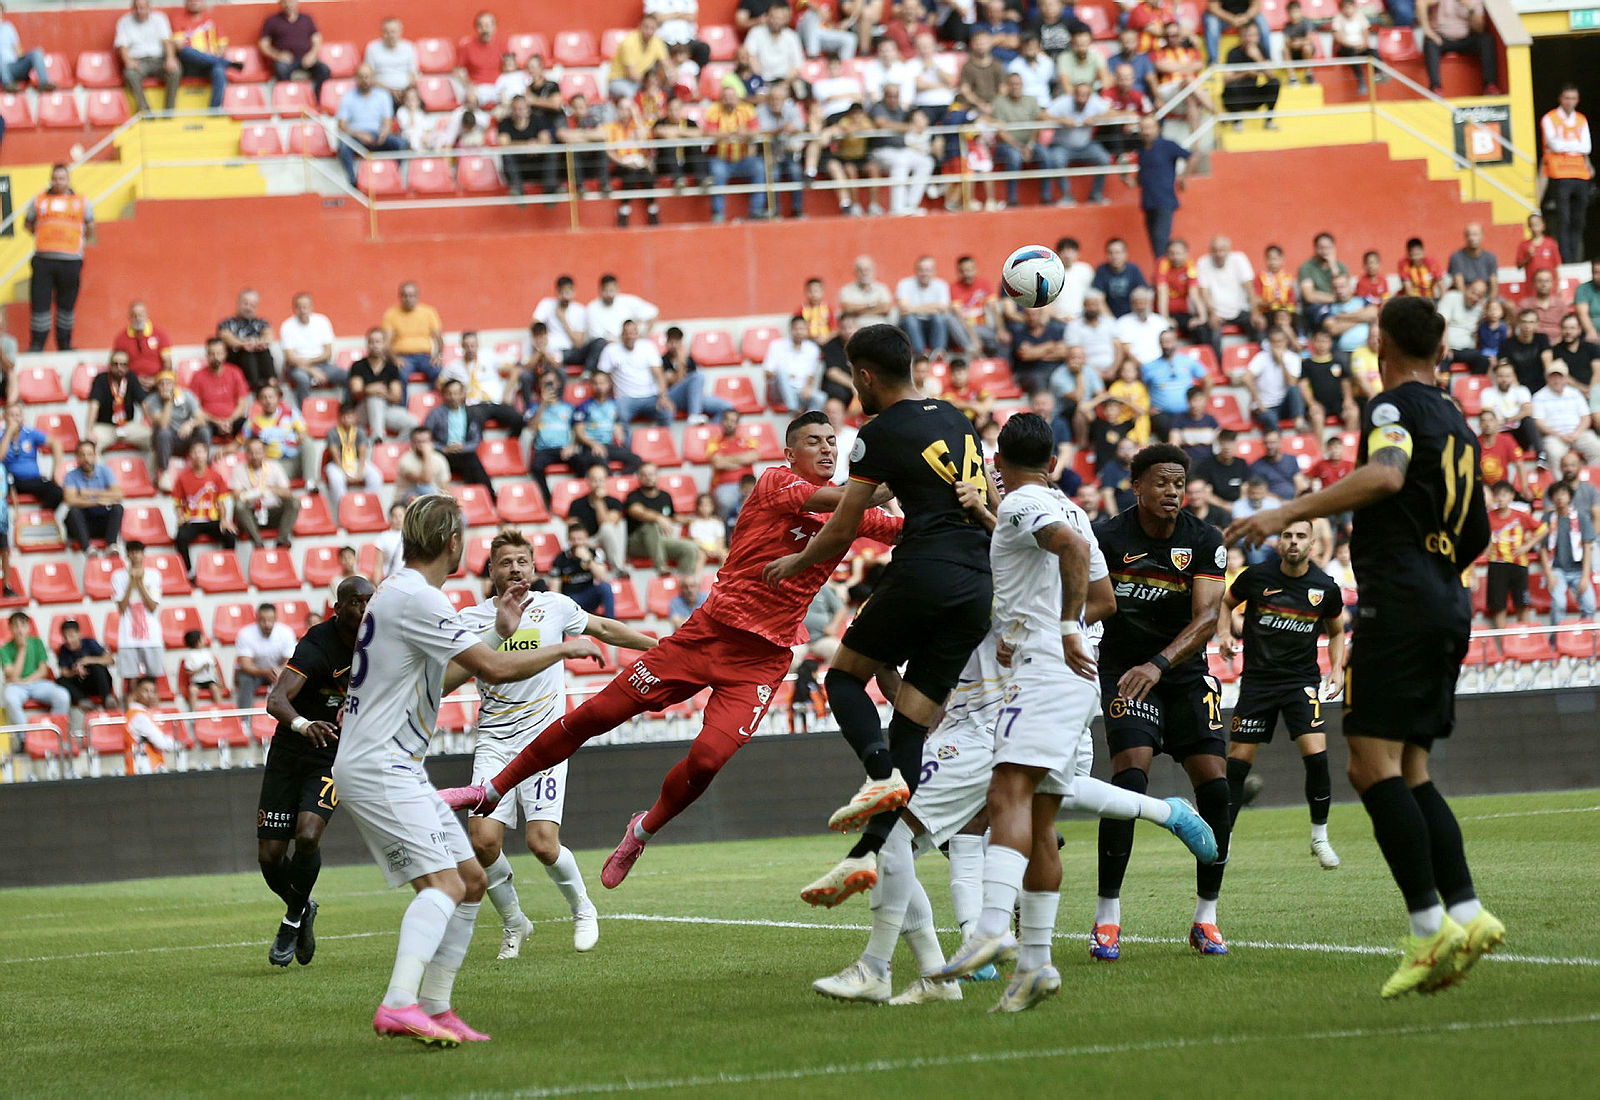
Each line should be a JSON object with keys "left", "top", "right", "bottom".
{"left": 1516, "top": 212, "right": 1562, "bottom": 284}
{"left": 951, "top": 254, "right": 998, "bottom": 354}
{"left": 257, "top": 0, "right": 329, "bottom": 100}
{"left": 1484, "top": 480, "right": 1545, "bottom": 629}
{"left": 189, "top": 336, "right": 251, "bottom": 439}
{"left": 940, "top": 358, "right": 993, "bottom": 423}
{"left": 1127, "top": 0, "right": 1177, "bottom": 52}
{"left": 455, "top": 11, "right": 509, "bottom": 107}
{"left": 171, "top": 437, "right": 235, "bottom": 578}
{"left": 1397, "top": 237, "right": 1446, "bottom": 298}
{"left": 1307, "top": 435, "right": 1353, "bottom": 488}
{"left": 1353, "top": 250, "right": 1392, "bottom": 305}
{"left": 1102, "top": 62, "right": 1153, "bottom": 158}
{"left": 1476, "top": 408, "right": 1526, "bottom": 492}
{"left": 1154, "top": 238, "right": 1210, "bottom": 347}
{"left": 706, "top": 408, "right": 760, "bottom": 519}
{"left": 111, "top": 301, "right": 172, "bottom": 380}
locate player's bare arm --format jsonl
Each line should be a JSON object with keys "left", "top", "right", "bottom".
{"left": 1034, "top": 519, "right": 1096, "bottom": 678}
{"left": 1119, "top": 575, "right": 1224, "bottom": 703}
{"left": 1225, "top": 448, "right": 1408, "bottom": 550}
{"left": 954, "top": 479, "right": 996, "bottom": 533}
{"left": 800, "top": 481, "right": 894, "bottom": 514}
{"left": 266, "top": 667, "right": 338, "bottom": 749}
{"left": 1085, "top": 576, "right": 1117, "bottom": 626}
{"left": 1215, "top": 590, "right": 1243, "bottom": 660}
{"left": 763, "top": 477, "right": 876, "bottom": 585}
{"left": 583, "top": 616, "right": 658, "bottom": 651}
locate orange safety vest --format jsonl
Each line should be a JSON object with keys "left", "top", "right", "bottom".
{"left": 1541, "top": 108, "right": 1591, "bottom": 180}
{"left": 32, "top": 192, "right": 87, "bottom": 258}
{"left": 123, "top": 702, "right": 165, "bottom": 776}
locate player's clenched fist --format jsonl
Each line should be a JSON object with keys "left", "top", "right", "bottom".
{"left": 1118, "top": 662, "right": 1163, "bottom": 703}
{"left": 763, "top": 554, "right": 805, "bottom": 586}
{"left": 1224, "top": 508, "right": 1286, "bottom": 552}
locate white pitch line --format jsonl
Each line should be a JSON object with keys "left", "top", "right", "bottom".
{"left": 479, "top": 1013, "right": 1600, "bottom": 1098}
{"left": 0, "top": 930, "right": 390, "bottom": 965}
{"left": 1460, "top": 805, "right": 1600, "bottom": 821}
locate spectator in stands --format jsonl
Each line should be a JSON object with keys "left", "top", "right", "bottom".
{"left": 56, "top": 619, "right": 114, "bottom": 709}
{"left": 257, "top": 0, "right": 329, "bottom": 99}
{"left": 365, "top": 501, "right": 403, "bottom": 577}
{"left": 688, "top": 492, "right": 729, "bottom": 562}
{"left": 596, "top": 319, "right": 670, "bottom": 427}
{"left": 1, "top": 610, "right": 70, "bottom": 729}
{"left": 1112, "top": 286, "right": 1169, "bottom": 368}
{"left": 949, "top": 255, "right": 999, "bottom": 355}
{"left": 1483, "top": 479, "right": 1540, "bottom": 630}
{"left": 525, "top": 372, "right": 576, "bottom": 506}
{"left": 448, "top": 10, "right": 504, "bottom": 106}
{"left": 498, "top": 94, "right": 558, "bottom": 197}
{"left": 1027, "top": 0, "right": 1083, "bottom": 58}
{"left": 627, "top": 462, "right": 703, "bottom": 576}
{"left": 111, "top": 540, "right": 160, "bottom": 688}
{"left": 556, "top": 92, "right": 611, "bottom": 196}
{"left": 1250, "top": 243, "right": 1297, "bottom": 337}
{"left": 1155, "top": 238, "right": 1211, "bottom": 348}
{"left": 1204, "top": 0, "right": 1272, "bottom": 68}
{"left": 1, "top": 403, "right": 62, "bottom": 511}
{"left": 1518, "top": 269, "right": 1569, "bottom": 343}
{"left": 839, "top": 256, "right": 894, "bottom": 326}
{"left": 1198, "top": 427, "right": 1248, "bottom": 505}
{"left": 1130, "top": 113, "right": 1190, "bottom": 259}
{"left": 1062, "top": 288, "right": 1119, "bottom": 382}
{"left": 1141, "top": 329, "right": 1207, "bottom": 440}
{"left": 1397, "top": 237, "right": 1446, "bottom": 299}
{"left": 1300, "top": 329, "right": 1358, "bottom": 430}
{"left": 1438, "top": 278, "right": 1491, "bottom": 374}
{"left": 958, "top": 29, "right": 1004, "bottom": 114}
{"left": 1047, "top": 344, "right": 1098, "bottom": 434}
{"left": 1353, "top": 249, "right": 1392, "bottom": 306}
{"left": 316, "top": 401, "right": 382, "bottom": 524}
{"left": 819, "top": 314, "right": 858, "bottom": 405}
{"left": 24, "top": 166, "right": 92, "bottom": 354}
{"left": 279, "top": 292, "right": 341, "bottom": 404}
{"left": 1170, "top": 385, "right": 1219, "bottom": 461}
{"left": 1184, "top": 476, "right": 1231, "bottom": 528}
{"left": 1541, "top": 480, "right": 1595, "bottom": 626}
{"left": 231, "top": 437, "right": 298, "bottom": 548}
{"left": 171, "top": 437, "right": 233, "bottom": 578}
{"left": 233, "top": 603, "right": 295, "bottom": 709}
{"left": 1220, "top": 23, "right": 1279, "bottom": 125}
{"left": 1447, "top": 222, "right": 1499, "bottom": 299}
{"left": 1485, "top": 361, "right": 1540, "bottom": 469}
{"left": 533, "top": 276, "right": 599, "bottom": 372}
{"left": 890, "top": 256, "right": 951, "bottom": 353}
{"left": 1542, "top": 86, "right": 1592, "bottom": 265}
{"left": 1419, "top": 0, "right": 1497, "bottom": 95}
{"left": 1091, "top": 237, "right": 1148, "bottom": 318}
{"left": 868, "top": 85, "right": 935, "bottom": 217}
{"left": 704, "top": 83, "right": 768, "bottom": 224}
{"left": 1196, "top": 234, "right": 1255, "bottom": 358}
{"left": 86, "top": 349, "right": 151, "bottom": 455}
{"left": 382, "top": 280, "right": 443, "bottom": 388}
{"left": 1322, "top": 272, "right": 1378, "bottom": 355}
{"left": 661, "top": 326, "right": 732, "bottom": 425}
{"left": 335, "top": 63, "right": 407, "bottom": 186}
{"left": 443, "top": 332, "right": 520, "bottom": 430}
{"left": 0, "top": 3, "right": 49, "bottom": 94}
{"left": 1243, "top": 327, "right": 1305, "bottom": 432}
{"left": 169, "top": 0, "right": 233, "bottom": 110}
{"left": 1010, "top": 307, "right": 1068, "bottom": 396}
{"left": 942, "top": 358, "right": 994, "bottom": 424}
{"left": 346, "top": 327, "right": 414, "bottom": 440}
{"left": 1231, "top": 475, "right": 1283, "bottom": 563}
{"left": 991, "top": 72, "right": 1043, "bottom": 208}
{"left": 587, "top": 275, "right": 660, "bottom": 364}
{"left": 1533, "top": 362, "right": 1600, "bottom": 466}
{"left": 745, "top": 4, "right": 804, "bottom": 85}
{"left": 324, "top": 545, "right": 361, "bottom": 610}
{"left": 653, "top": 94, "right": 708, "bottom": 189}
{"left": 242, "top": 381, "right": 308, "bottom": 480}
{"left": 110, "top": 300, "right": 171, "bottom": 382}
{"left": 142, "top": 369, "right": 206, "bottom": 488}
{"left": 1054, "top": 29, "right": 1109, "bottom": 96}
{"left": 1551, "top": 313, "right": 1600, "bottom": 395}
{"left": 569, "top": 464, "right": 629, "bottom": 568}
{"left": 571, "top": 371, "right": 643, "bottom": 478}
{"left": 1518, "top": 212, "right": 1562, "bottom": 286}
{"left": 1545, "top": 447, "right": 1600, "bottom": 530}
{"left": 1297, "top": 232, "right": 1348, "bottom": 334}
{"left": 604, "top": 97, "right": 661, "bottom": 226}
{"left": 216, "top": 288, "right": 275, "bottom": 390}
{"left": 424, "top": 378, "right": 497, "bottom": 503}
{"left": 795, "top": 0, "right": 861, "bottom": 58}
{"left": 762, "top": 315, "right": 824, "bottom": 410}
{"left": 188, "top": 336, "right": 249, "bottom": 442}
{"left": 549, "top": 521, "right": 617, "bottom": 617}
{"left": 708, "top": 408, "right": 760, "bottom": 518}
{"left": 1477, "top": 408, "right": 1523, "bottom": 492}
{"left": 668, "top": 573, "right": 709, "bottom": 629}
{"left": 115, "top": 0, "right": 176, "bottom": 114}
{"left": 1097, "top": 434, "right": 1139, "bottom": 515}
{"left": 394, "top": 425, "right": 450, "bottom": 503}
{"left": 364, "top": 17, "right": 417, "bottom": 97}
{"left": 179, "top": 628, "right": 225, "bottom": 709}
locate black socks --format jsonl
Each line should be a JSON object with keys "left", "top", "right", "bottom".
{"left": 1194, "top": 777, "right": 1232, "bottom": 901}
{"left": 1097, "top": 767, "right": 1148, "bottom": 899}
{"left": 1302, "top": 751, "right": 1332, "bottom": 827}
{"left": 1360, "top": 776, "right": 1439, "bottom": 913}
{"left": 826, "top": 668, "right": 889, "bottom": 779}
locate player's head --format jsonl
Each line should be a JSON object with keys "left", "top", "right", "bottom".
{"left": 845, "top": 324, "right": 914, "bottom": 414}
{"left": 1377, "top": 295, "right": 1447, "bottom": 377}
{"left": 488, "top": 528, "right": 534, "bottom": 591}
{"left": 131, "top": 676, "right": 158, "bottom": 705}
{"left": 996, "top": 412, "right": 1055, "bottom": 483}
{"left": 785, "top": 410, "right": 837, "bottom": 483}
{"left": 333, "top": 575, "right": 374, "bottom": 635}
{"left": 401, "top": 492, "right": 465, "bottom": 573}
{"left": 1130, "top": 443, "right": 1190, "bottom": 521}
{"left": 1277, "top": 519, "right": 1313, "bottom": 565}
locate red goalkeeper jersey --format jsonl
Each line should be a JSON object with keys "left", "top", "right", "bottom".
{"left": 700, "top": 465, "right": 902, "bottom": 647}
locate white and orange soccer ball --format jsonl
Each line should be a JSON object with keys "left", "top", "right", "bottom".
{"left": 1000, "top": 244, "right": 1067, "bottom": 309}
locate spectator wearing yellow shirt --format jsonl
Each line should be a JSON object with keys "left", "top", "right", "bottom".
{"left": 609, "top": 12, "right": 670, "bottom": 99}
{"left": 605, "top": 98, "right": 660, "bottom": 227}
{"left": 704, "top": 83, "right": 768, "bottom": 223}
{"left": 381, "top": 280, "right": 443, "bottom": 388}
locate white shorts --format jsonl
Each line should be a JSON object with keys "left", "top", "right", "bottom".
{"left": 117, "top": 645, "right": 163, "bottom": 679}
{"left": 333, "top": 751, "right": 474, "bottom": 888}
{"left": 472, "top": 735, "right": 568, "bottom": 828}
{"left": 993, "top": 651, "right": 1100, "bottom": 799}
{"left": 908, "top": 713, "right": 995, "bottom": 853}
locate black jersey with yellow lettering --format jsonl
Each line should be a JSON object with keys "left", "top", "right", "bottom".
{"left": 1352, "top": 381, "right": 1489, "bottom": 627}
{"left": 848, "top": 396, "right": 991, "bottom": 571}
{"left": 1230, "top": 559, "right": 1341, "bottom": 689}
{"left": 275, "top": 620, "right": 354, "bottom": 764}
{"left": 1096, "top": 508, "right": 1226, "bottom": 679}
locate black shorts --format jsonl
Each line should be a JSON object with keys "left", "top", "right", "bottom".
{"left": 842, "top": 561, "right": 992, "bottom": 704}
{"left": 1485, "top": 561, "right": 1529, "bottom": 613}
{"left": 1101, "top": 670, "right": 1226, "bottom": 762}
{"left": 1343, "top": 618, "right": 1467, "bottom": 748}
{"left": 1229, "top": 679, "right": 1325, "bottom": 743}
{"left": 256, "top": 737, "right": 338, "bottom": 838}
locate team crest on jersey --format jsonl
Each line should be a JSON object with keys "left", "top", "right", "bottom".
{"left": 756, "top": 684, "right": 772, "bottom": 705}
{"left": 850, "top": 437, "right": 866, "bottom": 463}
{"left": 936, "top": 744, "right": 959, "bottom": 761}
{"left": 1003, "top": 682, "right": 1020, "bottom": 704}
{"left": 1170, "top": 548, "right": 1193, "bottom": 571}
{"left": 1308, "top": 589, "right": 1325, "bottom": 606}
{"left": 526, "top": 607, "right": 546, "bottom": 624}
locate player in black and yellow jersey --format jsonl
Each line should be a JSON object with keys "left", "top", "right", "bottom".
{"left": 1227, "top": 295, "right": 1502, "bottom": 1000}
{"left": 258, "top": 575, "right": 373, "bottom": 967}
{"left": 1217, "top": 518, "right": 1346, "bottom": 868}
{"left": 765, "top": 323, "right": 995, "bottom": 908}
{"left": 1091, "top": 443, "right": 1232, "bottom": 960}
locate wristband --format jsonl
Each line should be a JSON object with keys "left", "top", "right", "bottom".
{"left": 480, "top": 629, "right": 504, "bottom": 650}
{"left": 1149, "top": 654, "right": 1171, "bottom": 673}
{"left": 1060, "top": 620, "right": 1083, "bottom": 637}
{"left": 291, "top": 716, "right": 311, "bottom": 734}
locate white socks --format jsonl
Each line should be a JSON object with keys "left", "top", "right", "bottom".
{"left": 1410, "top": 903, "right": 1445, "bottom": 938}
{"left": 900, "top": 875, "right": 946, "bottom": 977}
{"left": 947, "top": 832, "right": 985, "bottom": 937}
{"left": 1447, "top": 897, "right": 1482, "bottom": 926}
{"left": 1018, "top": 889, "right": 1059, "bottom": 971}
{"left": 1311, "top": 822, "right": 1329, "bottom": 841}
{"left": 483, "top": 852, "right": 523, "bottom": 928}
{"left": 1194, "top": 896, "right": 1218, "bottom": 925}
{"left": 383, "top": 887, "right": 456, "bottom": 1009}
{"left": 633, "top": 817, "right": 653, "bottom": 842}
{"left": 544, "top": 846, "right": 591, "bottom": 913}
{"left": 1062, "top": 776, "right": 1171, "bottom": 824}
{"left": 975, "top": 844, "right": 1028, "bottom": 939}
{"left": 1095, "top": 896, "right": 1121, "bottom": 926}
{"left": 483, "top": 779, "right": 501, "bottom": 803}
{"left": 863, "top": 822, "right": 916, "bottom": 974}
{"left": 418, "top": 901, "right": 480, "bottom": 1016}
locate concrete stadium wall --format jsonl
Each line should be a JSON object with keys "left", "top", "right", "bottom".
{"left": 3, "top": 688, "right": 1597, "bottom": 889}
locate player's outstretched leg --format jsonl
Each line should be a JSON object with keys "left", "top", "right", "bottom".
{"left": 1188, "top": 760, "right": 1233, "bottom": 955}
{"left": 1059, "top": 775, "right": 1218, "bottom": 863}
{"left": 604, "top": 726, "right": 746, "bottom": 890}
{"left": 815, "top": 821, "right": 915, "bottom": 1004}
{"left": 1410, "top": 774, "right": 1504, "bottom": 988}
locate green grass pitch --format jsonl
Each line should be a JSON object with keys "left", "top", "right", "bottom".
{"left": 3, "top": 790, "right": 1598, "bottom": 1097}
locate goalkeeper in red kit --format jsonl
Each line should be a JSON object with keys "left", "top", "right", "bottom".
{"left": 441, "top": 411, "right": 901, "bottom": 887}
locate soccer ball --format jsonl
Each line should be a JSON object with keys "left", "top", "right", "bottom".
{"left": 1000, "top": 245, "right": 1067, "bottom": 308}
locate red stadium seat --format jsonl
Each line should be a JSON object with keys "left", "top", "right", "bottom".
{"left": 1284, "top": 433, "right": 1321, "bottom": 462}
{"left": 371, "top": 442, "right": 405, "bottom": 482}
{"left": 301, "top": 394, "right": 340, "bottom": 437}
{"left": 226, "top": 85, "right": 273, "bottom": 121}
{"left": 478, "top": 437, "right": 525, "bottom": 477}
{"left": 1555, "top": 627, "right": 1595, "bottom": 660}
{"left": 29, "top": 561, "right": 81, "bottom": 603}
{"left": 646, "top": 574, "right": 681, "bottom": 618}
{"left": 1376, "top": 27, "right": 1421, "bottom": 63}
{"left": 0, "top": 91, "right": 35, "bottom": 129}
{"left": 600, "top": 27, "right": 630, "bottom": 59}
{"left": 736, "top": 422, "right": 785, "bottom": 461}
{"left": 659, "top": 472, "right": 700, "bottom": 515}
{"left": 437, "top": 696, "right": 478, "bottom": 733}
{"left": 17, "top": 366, "right": 67, "bottom": 403}
{"left": 225, "top": 46, "right": 269, "bottom": 82}
{"left": 740, "top": 325, "right": 782, "bottom": 364}
{"left": 701, "top": 23, "right": 739, "bottom": 61}
{"left": 456, "top": 154, "right": 503, "bottom": 194}
{"left": 15, "top": 510, "right": 65, "bottom": 552}
{"left": 1207, "top": 393, "right": 1251, "bottom": 432}
{"left": 75, "top": 50, "right": 120, "bottom": 88}
{"left": 970, "top": 357, "right": 1021, "bottom": 399}
{"left": 106, "top": 454, "right": 154, "bottom": 498}
{"left": 699, "top": 63, "right": 733, "bottom": 100}
{"left": 318, "top": 78, "right": 355, "bottom": 114}
{"left": 294, "top": 493, "right": 337, "bottom": 536}
{"left": 630, "top": 427, "right": 681, "bottom": 466}
{"left": 498, "top": 481, "right": 550, "bottom": 523}
{"left": 408, "top": 389, "right": 442, "bottom": 419}
{"left": 194, "top": 710, "right": 250, "bottom": 748}
{"left": 44, "top": 52, "right": 72, "bottom": 89}
{"left": 566, "top": 642, "right": 616, "bottom": 675}
{"left": 444, "top": 588, "right": 477, "bottom": 613}
{"left": 270, "top": 80, "right": 317, "bottom": 116}
{"left": 407, "top": 157, "right": 456, "bottom": 196}
{"left": 121, "top": 505, "right": 172, "bottom": 545}
{"left": 1078, "top": 4, "right": 1113, "bottom": 37}
{"left": 464, "top": 534, "right": 493, "bottom": 575}
{"left": 713, "top": 376, "right": 763, "bottom": 415}
{"left": 1500, "top": 629, "right": 1556, "bottom": 665}
{"left": 416, "top": 73, "right": 459, "bottom": 112}
{"left": 84, "top": 89, "right": 129, "bottom": 128}
{"left": 356, "top": 159, "right": 404, "bottom": 198}
{"left": 508, "top": 33, "right": 550, "bottom": 65}
{"left": 552, "top": 29, "right": 601, "bottom": 67}
{"left": 248, "top": 547, "right": 300, "bottom": 590}
{"left": 149, "top": 552, "right": 190, "bottom": 595}
{"left": 160, "top": 605, "right": 206, "bottom": 649}
{"left": 320, "top": 41, "right": 358, "bottom": 79}
{"left": 339, "top": 491, "right": 388, "bottom": 533}
{"left": 690, "top": 329, "right": 741, "bottom": 367}
{"left": 34, "top": 412, "right": 78, "bottom": 452}
{"left": 558, "top": 69, "right": 600, "bottom": 102}
{"left": 82, "top": 554, "right": 121, "bottom": 600}
{"left": 1234, "top": 436, "right": 1265, "bottom": 462}
{"left": 612, "top": 576, "right": 645, "bottom": 620}
{"left": 238, "top": 119, "right": 283, "bottom": 152}
{"left": 212, "top": 602, "right": 251, "bottom": 645}
{"left": 457, "top": 485, "right": 498, "bottom": 527}
{"left": 683, "top": 423, "right": 719, "bottom": 464}
{"left": 275, "top": 599, "right": 311, "bottom": 634}
{"left": 286, "top": 121, "right": 333, "bottom": 156}
{"left": 1453, "top": 374, "right": 1491, "bottom": 416}
{"left": 1260, "top": 0, "right": 1289, "bottom": 29}
{"left": 302, "top": 546, "right": 344, "bottom": 587}
{"left": 196, "top": 551, "right": 247, "bottom": 593}
{"left": 414, "top": 37, "right": 456, "bottom": 73}
{"left": 530, "top": 531, "right": 560, "bottom": 571}
{"left": 548, "top": 479, "right": 586, "bottom": 518}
